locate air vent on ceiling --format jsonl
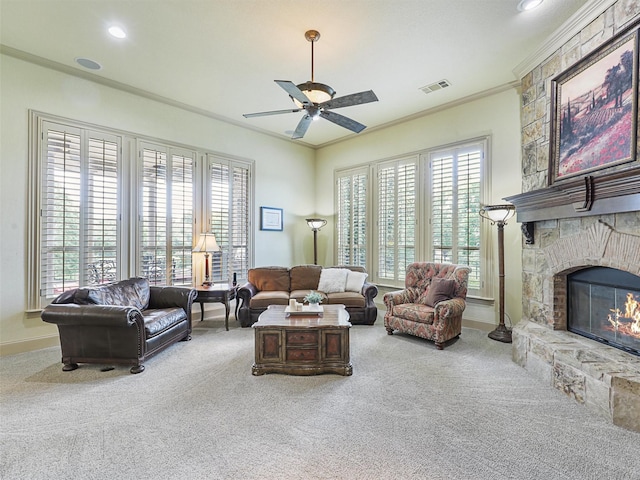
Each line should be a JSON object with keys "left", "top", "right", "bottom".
{"left": 420, "top": 79, "right": 451, "bottom": 95}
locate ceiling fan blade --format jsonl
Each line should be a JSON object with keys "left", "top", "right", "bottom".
{"left": 319, "top": 110, "right": 367, "bottom": 134}
{"left": 320, "top": 90, "right": 378, "bottom": 110}
{"left": 292, "top": 114, "right": 313, "bottom": 139}
{"left": 243, "top": 108, "right": 302, "bottom": 118}
{"left": 275, "top": 80, "right": 312, "bottom": 106}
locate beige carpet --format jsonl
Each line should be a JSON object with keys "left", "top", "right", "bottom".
{"left": 1, "top": 312, "right": 639, "bottom": 480}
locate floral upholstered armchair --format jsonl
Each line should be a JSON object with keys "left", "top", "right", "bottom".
{"left": 383, "top": 262, "right": 471, "bottom": 350}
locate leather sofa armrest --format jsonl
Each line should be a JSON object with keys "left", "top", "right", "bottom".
{"left": 237, "top": 282, "right": 258, "bottom": 304}
{"left": 237, "top": 282, "right": 258, "bottom": 327}
{"left": 148, "top": 286, "right": 196, "bottom": 314}
{"left": 362, "top": 282, "right": 378, "bottom": 305}
{"left": 41, "top": 304, "right": 144, "bottom": 329}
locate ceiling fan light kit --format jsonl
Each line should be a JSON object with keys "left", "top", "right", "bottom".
{"left": 243, "top": 29, "right": 378, "bottom": 139}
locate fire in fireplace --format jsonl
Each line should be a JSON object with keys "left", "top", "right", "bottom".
{"left": 568, "top": 267, "right": 640, "bottom": 356}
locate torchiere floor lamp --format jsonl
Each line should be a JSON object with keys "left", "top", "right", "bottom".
{"left": 306, "top": 218, "right": 327, "bottom": 265}
{"left": 479, "top": 204, "right": 516, "bottom": 343}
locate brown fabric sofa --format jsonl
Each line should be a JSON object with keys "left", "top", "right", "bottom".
{"left": 41, "top": 277, "right": 196, "bottom": 374}
{"left": 237, "top": 265, "right": 378, "bottom": 327}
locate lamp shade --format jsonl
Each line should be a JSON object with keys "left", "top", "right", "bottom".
{"left": 479, "top": 204, "right": 516, "bottom": 224}
{"left": 192, "top": 233, "right": 220, "bottom": 253}
{"left": 306, "top": 218, "right": 327, "bottom": 230}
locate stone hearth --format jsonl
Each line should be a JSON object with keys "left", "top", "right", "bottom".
{"left": 513, "top": 221, "right": 640, "bottom": 432}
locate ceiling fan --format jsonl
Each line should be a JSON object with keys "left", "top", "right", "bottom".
{"left": 243, "top": 30, "right": 378, "bottom": 139}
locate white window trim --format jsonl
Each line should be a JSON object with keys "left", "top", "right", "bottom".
{"left": 27, "top": 110, "right": 255, "bottom": 311}
{"left": 333, "top": 136, "right": 493, "bottom": 296}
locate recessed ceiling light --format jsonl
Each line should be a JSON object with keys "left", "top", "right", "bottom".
{"left": 517, "top": 0, "right": 543, "bottom": 11}
{"left": 75, "top": 57, "right": 102, "bottom": 70}
{"left": 108, "top": 25, "right": 127, "bottom": 39}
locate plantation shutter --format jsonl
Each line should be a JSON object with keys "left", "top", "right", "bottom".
{"left": 336, "top": 169, "right": 368, "bottom": 267}
{"left": 377, "top": 158, "right": 416, "bottom": 283}
{"left": 231, "top": 165, "right": 250, "bottom": 279}
{"left": 430, "top": 146, "right": 482, "bottom": 291}
{"left": 40, "top": 123, "right": 121, "bottom": 301}
{"left": 141, "top": 147, "right": 168, "bottom": 285}
{"left": 170, "top": 153, "right": 194, "bottom": 285}
{"left": 140, "top": 145, "right": 194, "bottom": 285}
{"left": 209, "top": 156, "right": 250, "bottom": 282}
{"left": 84, "top": 135, "right": 120, "bottom": 285}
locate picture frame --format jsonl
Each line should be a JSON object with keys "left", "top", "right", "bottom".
{"left": 260, "top": 206, "right": 283, "bottom": 231}
{"left": 549, "top": 25, "right": 639, "bottom": 184}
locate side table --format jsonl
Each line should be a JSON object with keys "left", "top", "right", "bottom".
{"left": 194, "top": 284, "right": 238, "bottom": 331}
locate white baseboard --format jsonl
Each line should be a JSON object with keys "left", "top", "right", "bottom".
{"left": 0, "top": 335, "right": 60, "bottom": 356}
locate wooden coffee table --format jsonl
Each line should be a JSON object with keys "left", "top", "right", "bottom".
{"left": 252, "top": 304, "right": 352, "bottom": 376}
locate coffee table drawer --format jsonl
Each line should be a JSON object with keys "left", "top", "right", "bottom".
{"left": 286, "top": 331, "right": 319, "bottom": 345}
{"left": 286, "top": 348, "right": 318, "bottom": 361}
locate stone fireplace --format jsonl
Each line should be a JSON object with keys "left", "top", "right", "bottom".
{"left": 510, "top": 219, "right": 640, "bottom": 432}
{"left": 508, "top": 2, "right": 640, "bottom": 433}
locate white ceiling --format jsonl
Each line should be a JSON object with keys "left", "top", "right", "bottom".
{"left": 1, "top": 0, "right": 594, "bottom": 147}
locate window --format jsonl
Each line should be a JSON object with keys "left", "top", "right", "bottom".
{"left": 139, "top": 143, "right": 195, "bottom": 286}
{"left": 428, "top": 142, "right": 484, "bottom": 293}
{"left": 334, "top": 138, "right": 488, "bottom": 295}
{"left": 29, "top": 112, "right": 254, "bottom": 310}
{"left": 207, "top": 155, "right": 251, "bottom": 283}
{"left": 39, "top": 121, "right": 121, "bottom": 301}
{"left": 335, "top": 167, "right": 368, "bottom": 267}
{"left": 375, "top": 157, "right": 417, "bottom": 284}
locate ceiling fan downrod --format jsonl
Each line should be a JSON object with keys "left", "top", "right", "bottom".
{"left": 305, "top": 29, "right": 320, "bottom": 83}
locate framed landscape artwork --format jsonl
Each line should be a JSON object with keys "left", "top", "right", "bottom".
{"left": 260, "top": 206, "right": 283, "bottom": 231}
{"left": 549, "top": 25, "right": 639, "bottom": 184}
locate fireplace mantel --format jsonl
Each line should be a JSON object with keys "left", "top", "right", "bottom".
{"left": 505, "top": 166, "right": 640, "bottom": 223}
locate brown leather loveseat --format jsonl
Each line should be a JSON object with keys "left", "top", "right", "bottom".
{"left": 41, "top": 277, "right": 196, "bottom": 374}
{"left": 237, "top": 265, "right": 378, "bottom": 327}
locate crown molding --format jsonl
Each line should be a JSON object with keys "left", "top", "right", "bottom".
{"left": 0, "top": 44, "right": 314, "bottom": 149}
{"left": 512, "top": 0, "right": 618, "bottom": 79}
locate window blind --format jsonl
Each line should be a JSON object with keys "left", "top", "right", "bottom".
{"left": 377, "top": 159, "right": 416, "bottom": 283}
{"left": 208, "top": 156, "right": 250, "bottom": 283}
{"left": 336, "top": 169, "right": 368, "bottom": 267}
{"left": 140, "top": 145, "right": 194, "bottom": 286}
{"left": 431, "top": 147, "right": 482, "bottom": 291}
{"left": 40, "top": 123, "right": 120, "bottom": 300}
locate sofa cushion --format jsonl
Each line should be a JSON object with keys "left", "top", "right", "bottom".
{"left": 290, "top": 265, "right": 322, "bottom": 291}
{"left": 318, "top": 268, "right": 349, "bottom": 293}
{"left": 143, "top": 307, "right": 187, "bottom": 337}
{"left": 421, "top": 277, "right": 455, "bottom": 307}
{"left": 250, "top": 290, "right": 290, "bottom": 308}
{"left": 326, "top": 291, "right": 366, "bottom": 308}
{"left": 248, "top": 267, "right": 290, "bottom": 292}
{"left": 290, "top": 290, "right": 327, "bottom": 303}
{"left": 74, "top": 277, "right": 150, "bottom": 310}
{"left": 345, "top": 270, "right": 368, "bottom": 293}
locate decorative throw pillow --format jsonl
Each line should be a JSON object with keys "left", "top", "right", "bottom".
{"left": 317, "top": 268, "right": 349, "bottom": 294}
{"left": 345, "top": 271, "right": 368, "bottom": 293}
{"left": 423, "top": 277, "right": 455, "bottom": 307}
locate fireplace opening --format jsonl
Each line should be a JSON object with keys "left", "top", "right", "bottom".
{"left": 568, "top": 267, "right": 640, "bottom": 356}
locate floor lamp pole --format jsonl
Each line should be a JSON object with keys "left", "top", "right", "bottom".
{"left": 313, "top": 229, "right": 318, "bottom": 265}
{"left": 488, "top": 221, "right": 512, "bottom": 343}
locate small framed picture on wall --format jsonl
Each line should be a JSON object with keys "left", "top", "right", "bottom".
{"left": 260, "top": 206, "right": 283, "bottom": 231}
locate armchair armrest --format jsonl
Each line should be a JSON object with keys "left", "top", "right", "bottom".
{"left": 383, "top": 288, "right": 419, "bottom": 308}
{"left": 432, "top": 297, "right": 467, "bottom": 332}
{"left": 41, "top": 304, "right": 144, "bottom": 329}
